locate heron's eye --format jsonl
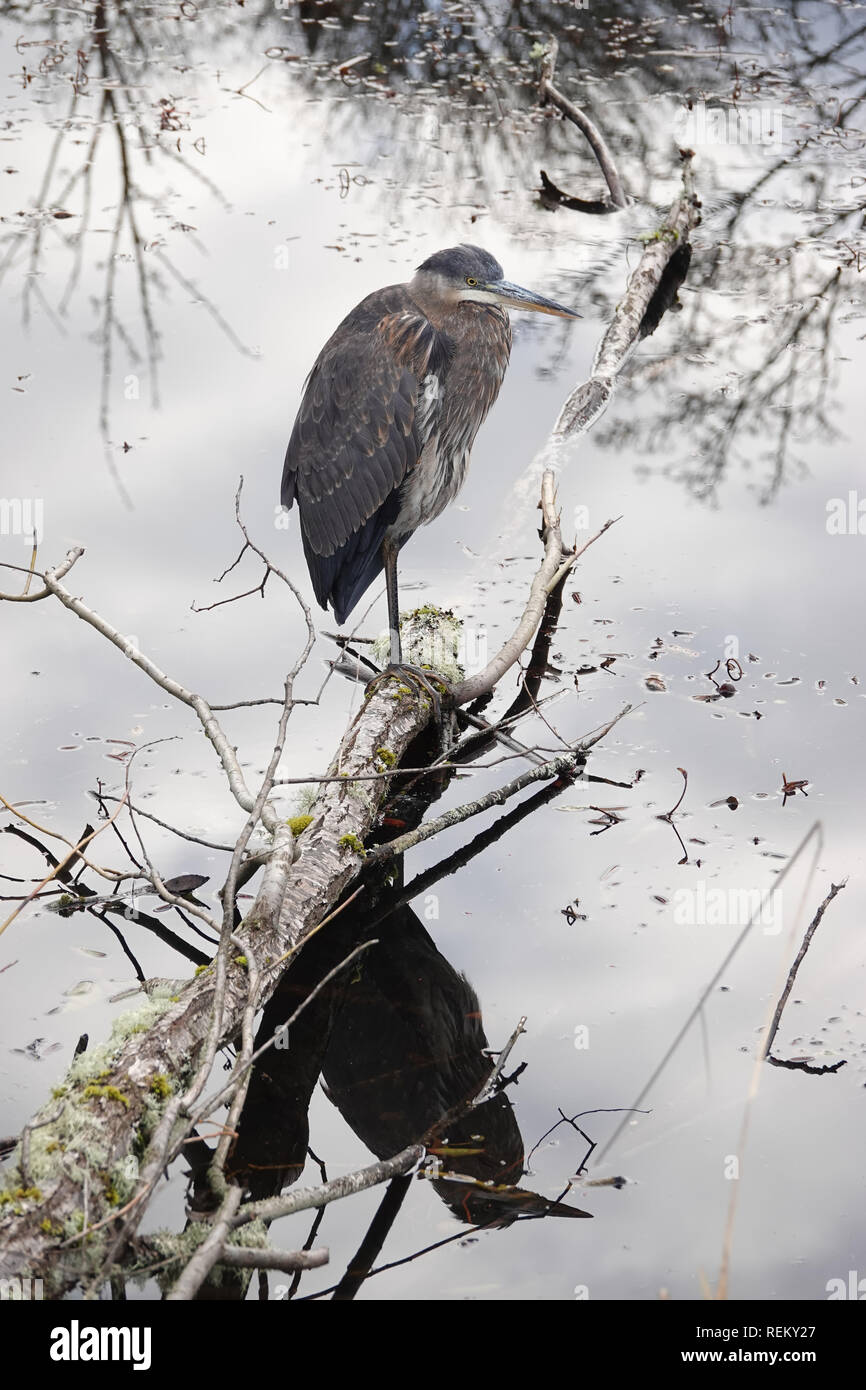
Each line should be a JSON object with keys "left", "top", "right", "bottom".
{"left": 465, "top": 276, "right": 478, "bottom": 287}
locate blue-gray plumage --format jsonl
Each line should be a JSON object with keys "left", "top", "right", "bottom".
{"left": 281, "top": 244, "right": 579, "bottom": 666}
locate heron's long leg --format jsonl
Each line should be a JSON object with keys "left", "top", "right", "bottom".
{"left": 382, "top": 537, "right": 402, "bottom": 666}
{"left": 372, "top": 539, "right": 453, "bottom": 721}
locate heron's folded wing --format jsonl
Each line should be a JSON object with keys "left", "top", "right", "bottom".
{"left": 281, "top": 309, "right": 439, "bottom": 560}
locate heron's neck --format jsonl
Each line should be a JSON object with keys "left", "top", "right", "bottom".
{"left": 406, "top": 270, "right": 461, "bottom": 320}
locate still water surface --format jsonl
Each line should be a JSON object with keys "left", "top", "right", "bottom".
{"left": 1, "top": 0, "right": 864, "bottom": 1299}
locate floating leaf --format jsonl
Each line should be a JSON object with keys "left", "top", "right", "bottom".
{"left": 63, "top": 979, "right": 95, "bottom": 997}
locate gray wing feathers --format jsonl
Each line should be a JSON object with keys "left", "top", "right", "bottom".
{"left": 282, "top": 304, "right": 437, "bottom": 560}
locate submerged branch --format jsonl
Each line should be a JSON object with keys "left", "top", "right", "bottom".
{"left": 539, "top": 39, "right": 628, "bottom": 212}
{"left": 764, "top": 881, "right": 847, "bottom": 1073}
{"left": 450, "top": 472, "right": 570, "bottom": 706}
{"left": 366, "top": 705, "right": 632, "bottom": 864}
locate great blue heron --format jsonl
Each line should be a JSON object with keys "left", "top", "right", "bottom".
{"left": 281, "top": 244, "right": 579, "bottom": 673}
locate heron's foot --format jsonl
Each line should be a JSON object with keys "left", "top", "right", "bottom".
{"left": 366, "top": 662, "right": 452, "bottom": 722}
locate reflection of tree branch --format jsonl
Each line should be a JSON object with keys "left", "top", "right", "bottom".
{"left": 538, "top": 38, "right": 628, "bottom": 211}
{"left": 554, "top": 153, "right": 700, "bottom": 440}
{"left": 2, "top": 820, "right": 213, "bottom": 967}
{"left": 606, "top": 263, "right": 844, "bottom": 503}
{"left": 0, "top": 0, "right": 252, "bottom": 506}
{"left": 538, "top": 169, "right": 618, "bottom": 216}
{"left": 0, "top": 795, "right": 128, "bottom": 939}
{"left": 764, "top": 880, "right": 847, "bottom": 1070}
{"left": 366, "top": 705, "right": 633, "bottom": 865}
{"left": 596, "top": 822, "right": 826, "bottom": 1167}
{"left": 330, "top": 1173, "right": 411, "bottom": 1301}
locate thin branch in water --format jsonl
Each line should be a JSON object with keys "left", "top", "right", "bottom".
{"left": 655, "top": 766, "right": 689, "bottom": 864}
{"left": 231, "top": 1145, "right": 425, "bottom": 1231}
{"left": 227, "top": 65, "right": 272, "bottom": 113}
{"left": 764, "top": 880, "right": 847, "bottom": 1071}
{"left": 451, "top": 472, "right": 578, "bottom": 706}
{"left": 538, "top": 39, "right": 628, "bottom": 210}
{"left": 92, "top": 791, "right": 237, "bottom": 853}
{"left": 0, "top": 796, "right": 128, "bottom": 939}
{"left": 473, "top": 1016, "right": 527, "bottom": 1107}
{"left": 220, "top": 1247, "right": 328, "bottom": 1272}
{"left": 596, "top": 823, "right": 826, "bottom": 1170}
{"left": 527, "top": 1106, "right": 650, "bottom": 1179}
{"left": 331, "top": 1175, "right": 411, "bottom": 1301}
{"left": 538, "top": 169, "right": 619, "bottom": 216}
{"left": 366, "top": 706, "right": 633, "bottom": 864}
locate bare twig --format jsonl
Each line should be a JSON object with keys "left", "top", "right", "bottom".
{"left": 764, "top": 881, "right": 847, "bottom": 1067}
{"left": 165, "top": 1185, "right": 243, "bottom": 1301}
{"left": 231, "top": 1145, "right": 424, "bottom": 1229}
{"left": 0, "top": 545, "right": 83, "bottom": 602}
{"left": 450, "top": 472, "right": 571, "bottom": 705}
{"left": 553, "top": 154, "right": 700, "bottom": 441}
{"left": 473, "top": 1016, "right": 528, "bottom": 1106}
{"left": 366, "top": 706, "right": 632, "bottom": 864}
{"left": 596, "top": 823, "right": 826, "bottom": 1168}
{"left": 539, "top": 39, "right": 628, "bottom": 210}
{"left": 218, "top": 1247, "right": 328, "bottom": 1272}
{"left": 0, "top": 796, "right": 128, "bottom": 939}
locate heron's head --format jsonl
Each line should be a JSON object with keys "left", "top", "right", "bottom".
{"left": 413, "top": 244, "right": 580, "bottom": 319}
